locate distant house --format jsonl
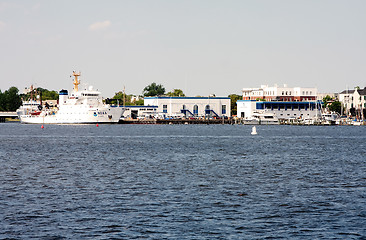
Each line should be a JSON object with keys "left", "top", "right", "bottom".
{"left": 339, "top": 87, "right": 366, "bottom": 117}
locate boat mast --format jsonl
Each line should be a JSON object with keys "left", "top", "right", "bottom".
{"left": 72, "top": 71, "right": 81, "bottom": 92}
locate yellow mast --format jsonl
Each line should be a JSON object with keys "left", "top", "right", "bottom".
{"left": 72, "top": 71, "right": 81, "bottom": 92}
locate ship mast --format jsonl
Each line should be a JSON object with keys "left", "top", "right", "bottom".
{"left": 72, "top": 71, "right": 81, "bottom": 92}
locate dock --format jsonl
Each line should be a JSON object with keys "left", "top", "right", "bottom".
{"left": 0, "top": 112, "right": 18, "bottom": 122}
{"left": 119, "top": 118, "right": 237, "bottom": 124}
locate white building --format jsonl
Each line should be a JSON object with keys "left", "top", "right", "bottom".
{"left": 242, "top": 84, "right": 317, "bottom": 102}
{"left": 122, "top": 105, "right": 158, "bottom": 119}
{"left": 144, "top": 97, "right": 231, "bottom": 118}
{"left": 237, "top": 100, "right": 322, "bottom": 120}
{"left": 339, "top": 87, "right": 366, "bottom": 117}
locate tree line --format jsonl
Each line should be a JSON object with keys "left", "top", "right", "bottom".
{"left": 0, "top": 86, "right": 59, "bottom": 111}
{"left": 0, "top": 83, "right": 345, "bottom": 116}
{"left": 0, "top": 83, "right": 245, "bottom": 116}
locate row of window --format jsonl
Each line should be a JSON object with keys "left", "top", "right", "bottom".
{"left": 162, "top": 105, "right": 227, "bottom": 115}
{"left": 244, "top": 91, "right": 313, "bottom": 96}
{"left": 82, "top": 93, "right": 99, "bottom": 97}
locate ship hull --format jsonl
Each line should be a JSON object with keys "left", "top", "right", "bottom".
{"left": 19, "top": 106, "right": 123, "bottom": 124}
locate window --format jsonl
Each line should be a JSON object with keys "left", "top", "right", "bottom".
{"left": 205, "top": 105, "right": 210, "bottom": 110}
{"left": 182, "top": 105, "right": 186, "bottom": 110}
{"left": 163, "top": 105, "right": 167, "bottom": 113}
{"left": 193, "top": 105, "right": 198, "bottom": 115}
{"left": 222, "top": 105, "right": 226, "bottom": 114}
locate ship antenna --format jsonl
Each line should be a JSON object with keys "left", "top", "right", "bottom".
{"left": 72, "top": 71, "right": 81, "bottom": 92}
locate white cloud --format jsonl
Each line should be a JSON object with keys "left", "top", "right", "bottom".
{"left": 88, "top": 20, "right": 111, "bottom": 31}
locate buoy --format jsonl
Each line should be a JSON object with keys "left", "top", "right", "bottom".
{"left": 41, "top": 125, "right": 44, "bottom": 129}
{"left": 251, "top": 126, "right": 257, "bottom": 135}
{"left": 96, "top": 123, "right": 99, "bottom": 127}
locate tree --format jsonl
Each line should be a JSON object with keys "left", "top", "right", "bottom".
{"left": 143, "top": 83, "right": 165, "bottom": 96}
{"left": 37, "top": 88, "right": 59, "bottom": 100}
{"left": 166, "top": 89, "right": 185, "bottom": 97}
{"left": 228, "top": 94, "right": 242, "bottom": 116}
{"left": 0, "top": 90, "right": 4, "bottom": 111}
{"left": 112, "top": 91, "right": 144, "bottom": 106}
{"left": 322, "top": 95, "right": 332, "bottom": 108}
{"left": 329, "top": 101, "right": 341, "bottom": 114}
{"left": 0, "top": 87, "right": 22, "bottom": 111}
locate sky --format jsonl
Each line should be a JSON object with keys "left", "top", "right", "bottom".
{"left": 0, "top": 0, "right": 365, "bottom": 98}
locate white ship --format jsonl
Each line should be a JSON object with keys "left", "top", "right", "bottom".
{"left": 18, "top": 72, "right": 123, "bottom": 124}
{"left": 16, "top": 85, "right": 42, "bottom": 117}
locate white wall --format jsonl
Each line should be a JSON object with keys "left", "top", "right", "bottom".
{"left": 237, "top": 100, "right": 321, "bottom": 120}
{"left": 144, "top": 97, "right": 231, "bottom": 117}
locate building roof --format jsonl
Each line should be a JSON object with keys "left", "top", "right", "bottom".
{"left": 339, "top": 89, "right": 355, "bottom": 94}
{"left": 356, "top": 87, "right": 366, "bottom": 96}
{"left": 339, "top": 87, "right": 366, "bottom": 95}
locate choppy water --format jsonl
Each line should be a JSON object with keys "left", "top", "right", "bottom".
{"left": 0, "top": 123, "right": 365, "bottom": 239}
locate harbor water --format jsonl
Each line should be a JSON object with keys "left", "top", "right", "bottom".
{"left": 0, "top": 123, "right": 365, "bottom": 239}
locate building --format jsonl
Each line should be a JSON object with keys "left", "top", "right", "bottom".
{"left": 122, "top": 105, "right": 158, "bottom": 119}
{"left": 237, "top": 100, "right": 322, "bottom": 120}
{"left": 339, "top": 87, "right": 366, "bottom": 117}
{"left": 238, "top": 84, "right": 321, "bottom": 120}
{"left": 242, "top": 84, "right": 317, "bottom": 102}
{"left": 144, "top": 97, "right": 231, "bottom": 118}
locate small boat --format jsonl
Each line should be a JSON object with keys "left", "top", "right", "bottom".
{"left": 322, "top": 112, "right": 340, "bottom": 125}
{"left": 243, "top": 111, "right": 279, "bottom": 125}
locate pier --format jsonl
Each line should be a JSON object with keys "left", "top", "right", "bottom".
{"left": 119, "top": 118, "right": 237, "bottom": 124}
{"left": 0, "top": 112, "right": 17, "bottom": 122}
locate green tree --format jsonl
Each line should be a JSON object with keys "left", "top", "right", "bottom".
{"left": 228, "top": 94, "right": 242, "bottom": 116}
{"left": 0, "top": 87, "right": 22, "bottom": 111}
{"left": 166, "top": 89, "right": 185, "bottom": 97}
{"left": 143, "top": 82, "right": 165, "bottom": 96}
{"left": 329, "top": 101, "right": 341, "bottom": 114}
{"left": 0, "top": 90, "right": 4, "bottom": 111}
{"left": 36, "top": 88, "right": 59, "bottom": 100}
{"left": 322, "top": 95, "right": 332, "bottom": 108}
{"left": 112, "top": 91, "right": 144, "bottom": 106}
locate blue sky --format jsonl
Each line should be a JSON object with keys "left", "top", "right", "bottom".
{"left": 0, "top": 0, "right": 365, "bottom": 97}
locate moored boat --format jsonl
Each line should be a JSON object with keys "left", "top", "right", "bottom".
{"left": 18, "top": 72, "right": 123, "bottom": 124}
{"left": 243, "top": 111, "right": 280, "bottom": 125}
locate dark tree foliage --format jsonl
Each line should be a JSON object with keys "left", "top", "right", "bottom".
{"left": 0, "top": 87, "right": 22, "bottom": 111}
{"left": 329, "top": 101, "right": 341, "bottom": 114}
{"left": 143, "top": 83, "right": 165, "bottom": 97}
{"left": 166, "top": 89, "right": 185, "bottom": 97}
{"left": 228, "top": 94, "right": 242, "bottom": 116}
{"left": 322, "top": 95, "right": 333, "bottom": 108}
{"left": 111, "top": 91, "right": 144, "bottom": 106}
{"left": 36, "top": 88, "right": 59, "bottom": 100}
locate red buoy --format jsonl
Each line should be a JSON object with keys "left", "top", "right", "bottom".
{"left": 96, "top": 123, "right": 99, "bottom": 127}
{"left": 41, "top": 125, "right": 44, "bottom": 129}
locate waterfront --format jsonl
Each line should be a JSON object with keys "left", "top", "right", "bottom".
{"left": 0, "top": 123, "right": 365, "bottom": 239}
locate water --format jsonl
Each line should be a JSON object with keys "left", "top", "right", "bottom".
{"left": 0, "top": 123, "right": 365, "bottom": 239}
